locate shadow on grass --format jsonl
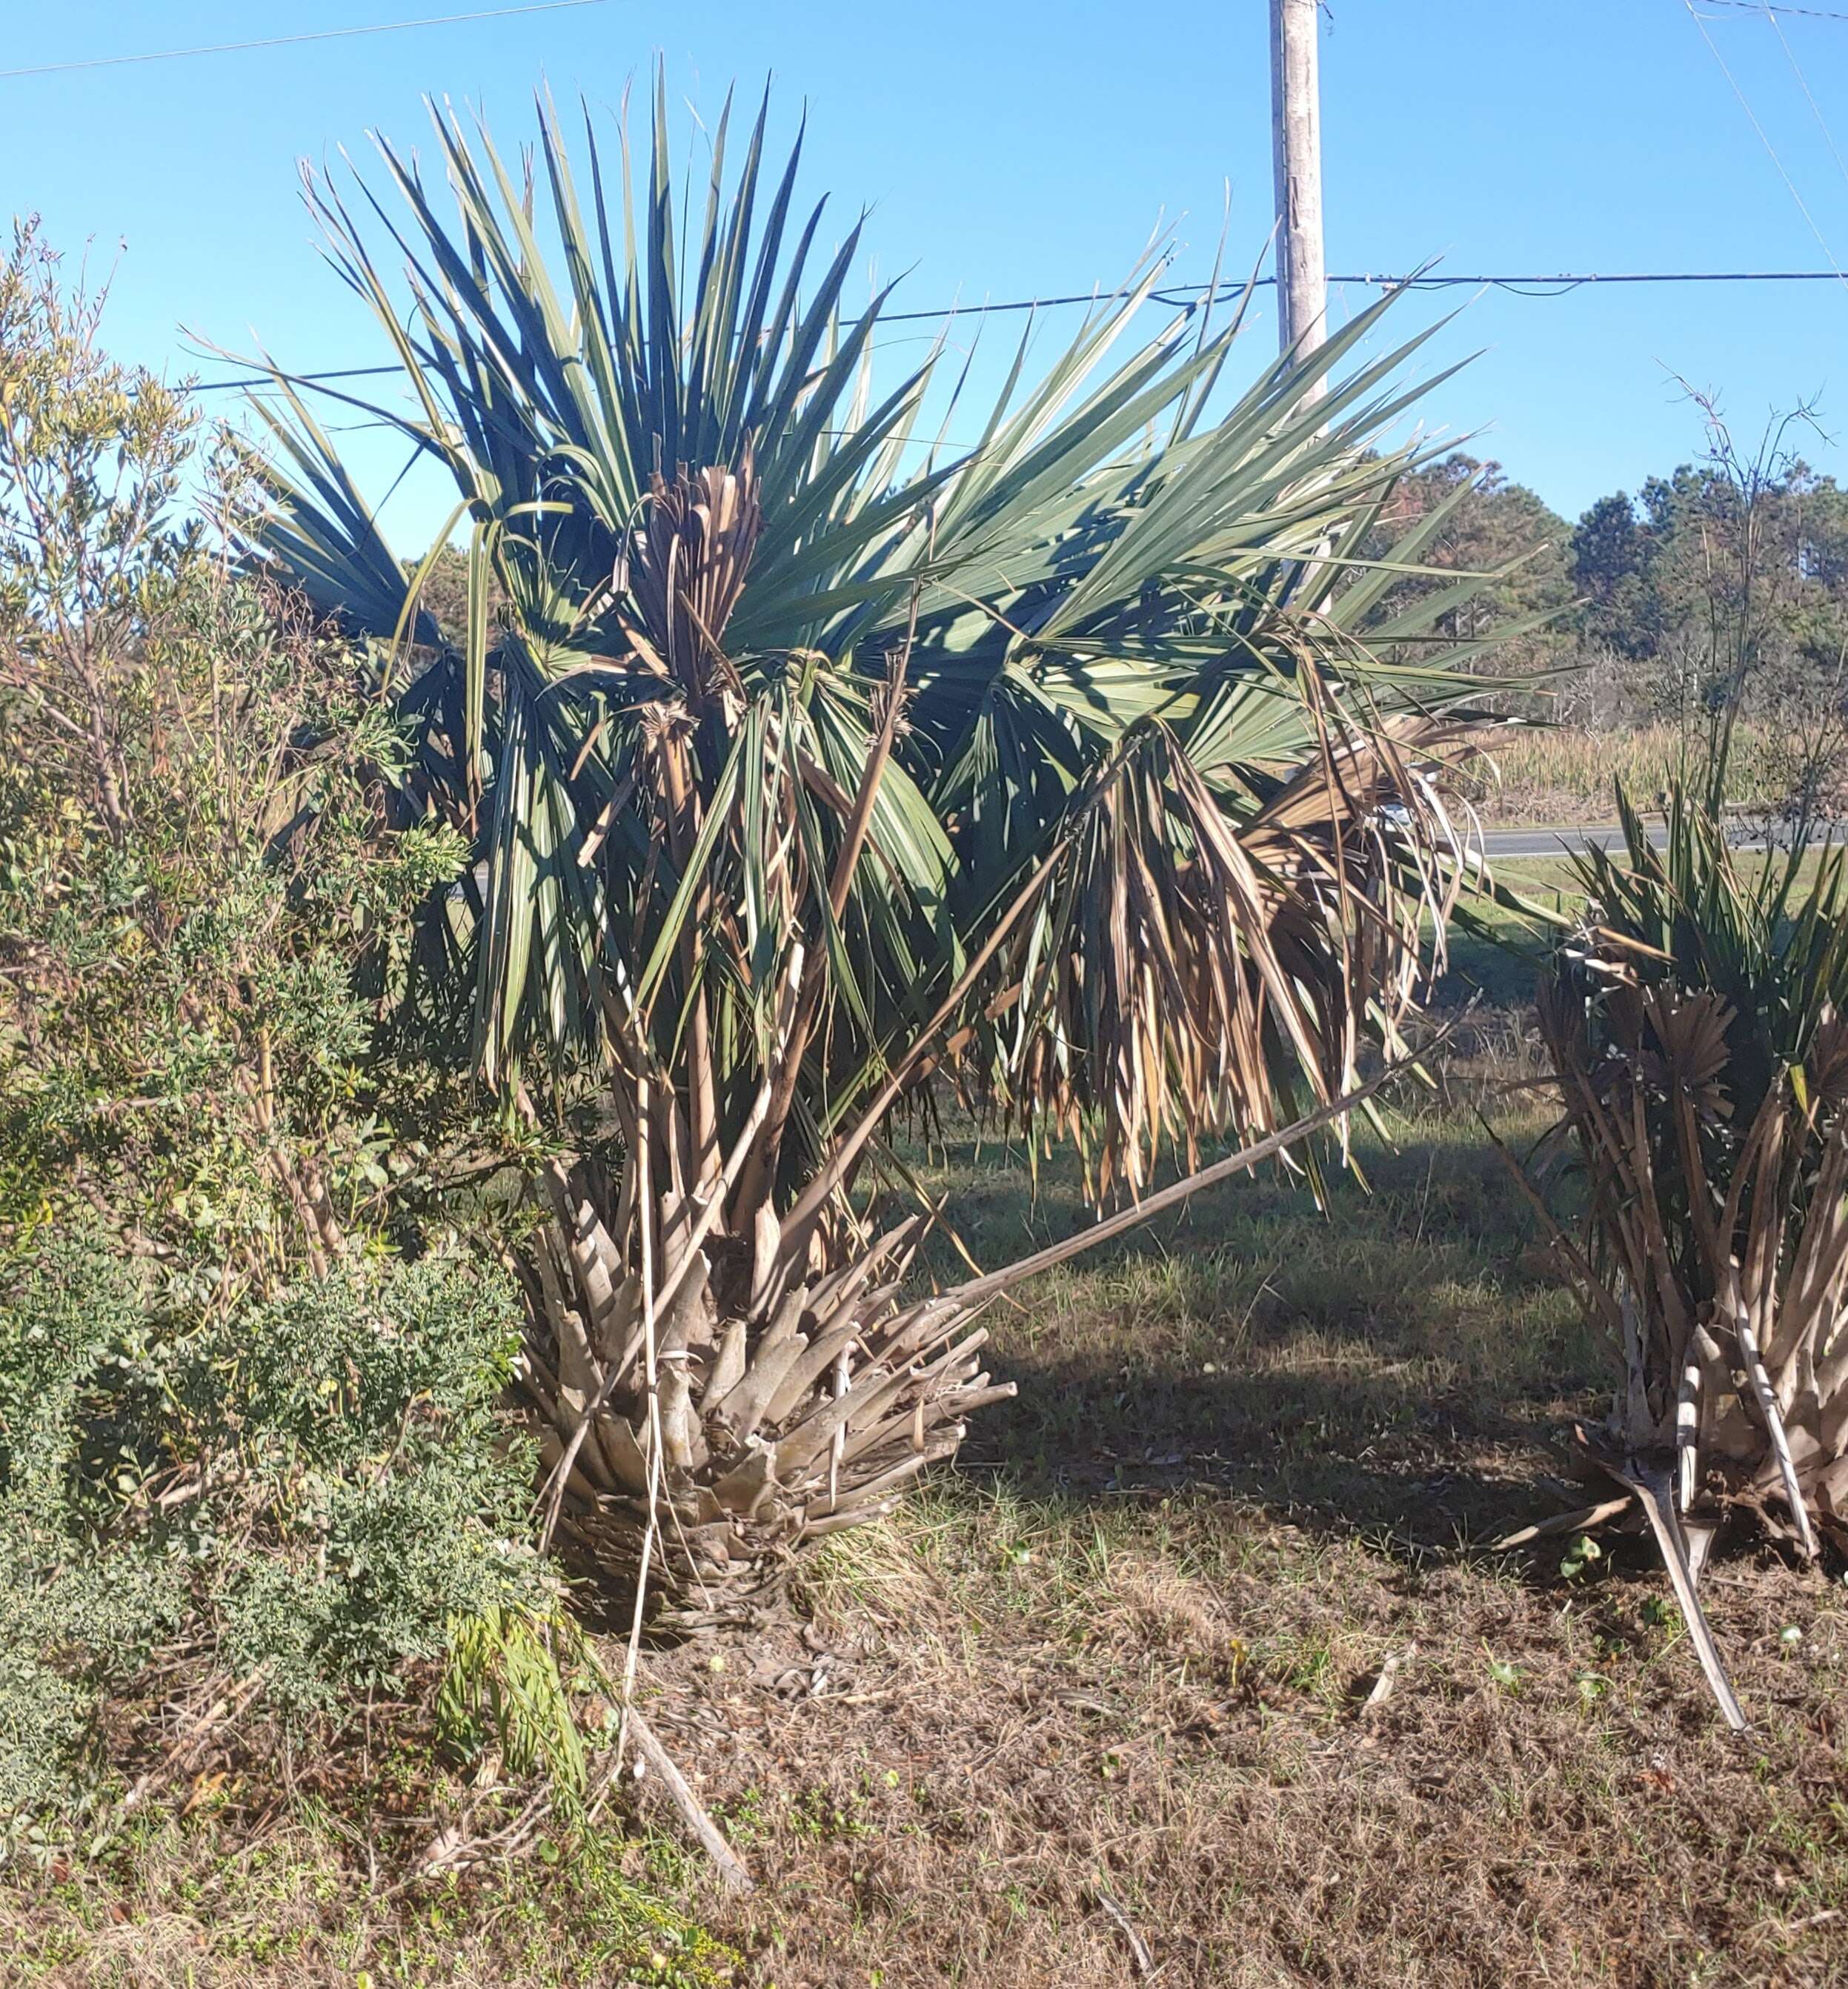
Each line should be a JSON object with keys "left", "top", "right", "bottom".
{"left": 905, "top": 1098, "right": 1604, "bottom": 1558}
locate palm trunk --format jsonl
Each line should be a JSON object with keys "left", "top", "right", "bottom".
{"left": 516, "top": 1047, "right": 1426, "bottom": 1627}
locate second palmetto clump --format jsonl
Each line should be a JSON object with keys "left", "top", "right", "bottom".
{"left": 238, "top": 74, "right": 1518, "bottom": 1625}
{"left": 1534, "top": 790, "right": 1848, "bottom": 1725}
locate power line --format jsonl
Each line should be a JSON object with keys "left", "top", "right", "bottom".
{"left": 0, "top": 1, "right": 609, "bottom": 82}
{"left": 1684, "top": 0, "right": 1848, "bottom": 286}
{"left": 1697, "top": 0, "right": 1848, "bottom": 23}
{"left": 182, "top": 267, "right": 1848, "bottom": 396}
{"left": 1764, "top": 0, "right": 1848, "bottom": 194}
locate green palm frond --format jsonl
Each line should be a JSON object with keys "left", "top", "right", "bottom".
{"left": 237, "top": 73, "right": 1513, "bottom": 1201}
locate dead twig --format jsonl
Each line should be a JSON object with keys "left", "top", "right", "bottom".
{"left": 624, "top": 1704, "right": 753, "bottom": 1894}
{"left": 1490, "top": 1495, "right": 1633, "bottom": 1551}
{"left": 402, "top": 1783, "right": 554, "bottom": 1889}
{"left": 116, "top": 1664, "right": 270, "bottom": 1822}
{"left": 1361, "top": 1643, "right": 1415, "bottom": 1712}
{"left": 1094, "top": 1885, "right": 1154, "bottom": 1976}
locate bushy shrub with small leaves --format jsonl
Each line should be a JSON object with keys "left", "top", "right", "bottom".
{"left": 0, "top": 219, "right": 551, "bottom": 1833}
{"left": 0, "top": 1232, "right": 539, "bottom": 1813}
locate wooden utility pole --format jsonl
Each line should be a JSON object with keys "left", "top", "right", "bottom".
{"left": 1270, "top": 0, "right": 1326, "bottom": 398}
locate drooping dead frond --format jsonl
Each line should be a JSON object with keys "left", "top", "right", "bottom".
{"left": 520, "top": 1160, "right": 997, "bottom": 1626}
{"left": 996, "top": 713, "right": 1480, "bottom": 1198}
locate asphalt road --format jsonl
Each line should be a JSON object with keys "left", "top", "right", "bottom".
{"left": 1478, "top": 820, "right": 1794, "bottom": 860}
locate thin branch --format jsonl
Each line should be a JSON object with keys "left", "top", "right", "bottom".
{"left": 940, "top": 1029, "right": 1450, "bottom": 1309}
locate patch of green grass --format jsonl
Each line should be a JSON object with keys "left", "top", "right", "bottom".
{"left": 908, "top": 1083, "right": 1591, "bottom": 1545}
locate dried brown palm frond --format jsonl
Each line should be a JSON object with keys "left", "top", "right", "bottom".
{"left": 623, "top": 458, "right": 761, "bottom": 708}
{"left": 997, "top": 709, "right": 1479, "bottom": 1200}
{"left": 520, "top": 1160, "right": 1000, "bottom": 1630}
{"left": 1540, "top": 979, "right": 1848, "bottom": 1551}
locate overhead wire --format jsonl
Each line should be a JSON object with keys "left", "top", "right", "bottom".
{"left": 1683, "top": 0, "right": 1848, "bottom": 286}
{"left": 184, "top": 268, "right": 1848, "bottom": 399}
{"left": 1695, "top": 0, "right": 1848, "bottom": 23}
{"left": 1758, "top": 0, "right": 1848, "bottom": 196}
{"left": 0, "top": 1, "right": 608, "bottom": 82}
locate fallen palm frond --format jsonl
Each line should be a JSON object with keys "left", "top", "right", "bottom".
{"left": 1532, "top": 784, "right": 1848, "bottom": 1725}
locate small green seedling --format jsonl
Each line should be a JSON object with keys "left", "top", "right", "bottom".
{"left": 1560, "top": 1533, "right": 1603, "bottom": 1581}
{"left": 1485, "top": 1653, "right": 1522, "bottom": 1694}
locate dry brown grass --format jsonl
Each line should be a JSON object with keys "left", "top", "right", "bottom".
{"left": 13, "top": 1036, "right": 1848, "bottom": 1987}
{"left": 670, "top": 1510, "right": 1848, "bottom": 1988}
{"left": 1478, "top": 723, "right": 1788, "bottom": 825}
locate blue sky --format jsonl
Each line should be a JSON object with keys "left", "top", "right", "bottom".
{"left": 10, "top": 0, "right": 1848, "bottom": 540}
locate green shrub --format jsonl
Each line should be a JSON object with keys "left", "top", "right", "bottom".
{"left": 0, "top": 1229, "right": 541, "bottom": 1813}
{"left": 0, "top": 219, "right": 556, "bottom": 1836}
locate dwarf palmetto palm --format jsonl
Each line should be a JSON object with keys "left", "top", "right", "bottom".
{"left": 1529, "top": 788, "right": 1848, "bottom": 1726}
{"left": 239, "top": 76, "right": 1518, "bottom": 1620}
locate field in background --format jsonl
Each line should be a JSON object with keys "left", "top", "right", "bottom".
{"left": 1475, "top": 723, "right": 1788, "bottom": 825}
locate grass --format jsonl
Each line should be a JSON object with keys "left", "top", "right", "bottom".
{"left": 13, "top": 1000, "right": 1848, "bottom": 1985}
{"left": 1478, "top": 721, "right": 1789, "bottom": 824}
{"left": 671, "top": 1089, "right": 1848, "bottom": 1986}
{"left": 1, "top": 1810, "right": 738, "bottom": 1987}
{"left": 1440, "top": 854, "right": 1578, "bottom": 1008}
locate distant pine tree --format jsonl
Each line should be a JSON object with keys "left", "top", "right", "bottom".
{"left": 1360, "top": 453, "right": 1575, "bottom": 682}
